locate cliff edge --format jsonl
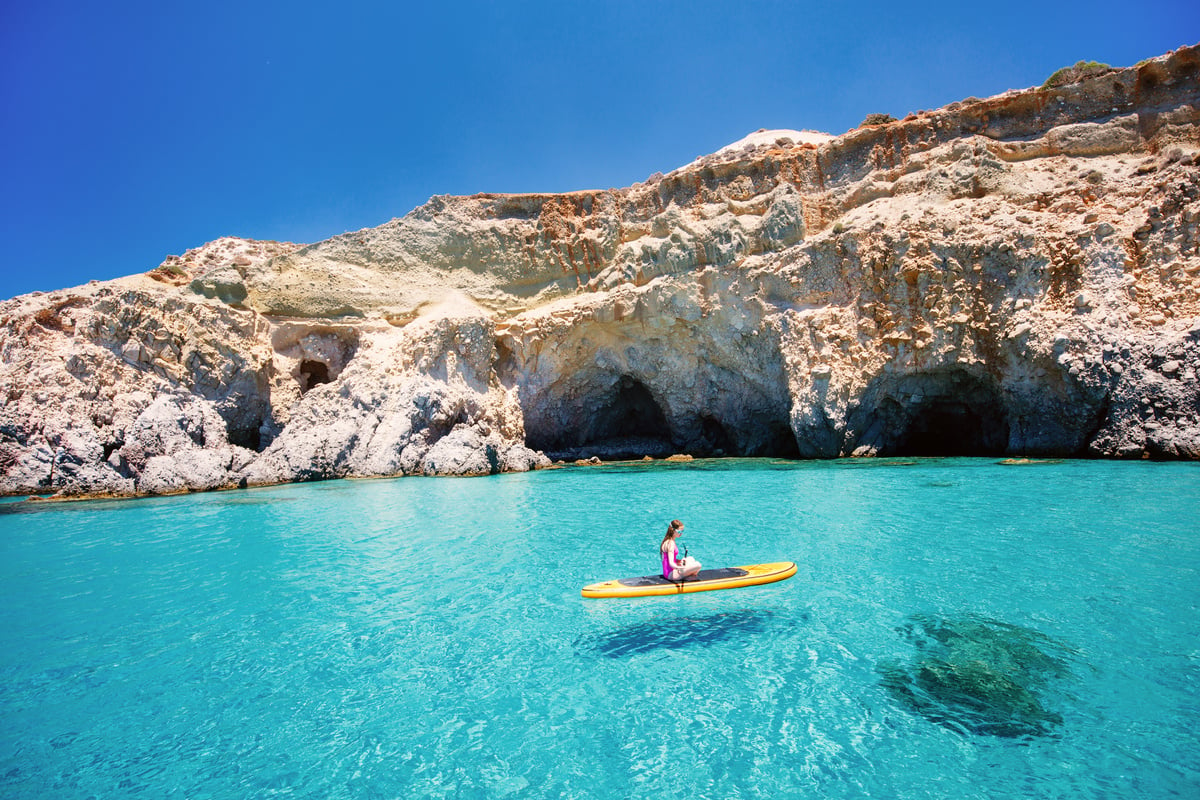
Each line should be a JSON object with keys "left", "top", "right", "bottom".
{"left": 3, "top": 46, "right": 1199, "bottom": 497}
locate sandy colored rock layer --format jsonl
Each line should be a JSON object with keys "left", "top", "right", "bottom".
{"left": 3, "top": 46, "right": 1200, "bottom": 497}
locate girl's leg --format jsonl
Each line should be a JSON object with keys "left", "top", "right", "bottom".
{"left": 669, "top": 560, "right": 703, "bottom": 581}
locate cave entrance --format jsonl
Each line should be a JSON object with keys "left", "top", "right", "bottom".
{"left": 897, "top": 399, "right": 1007, "bottom": 456}
{"left": 701, "top": 415, "right": 733, "bottom": 456}
{"left": 586, "top": 375, "right": 670, "bottom": 445}
{"left": 228, "top": 425, "right": 262, "bottom": 452}
{"left": 857, "top": 369, "right": 1010, "bottom": 457}
{"left": 528, "top": 375, "right": 674, "bottom": 460}
{"left": 299, "top": 359, "right": 330, "bottom": 393}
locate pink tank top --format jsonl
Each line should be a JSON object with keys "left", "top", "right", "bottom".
{"left": 662, "top": 544, "right": 673, "bottom": 578}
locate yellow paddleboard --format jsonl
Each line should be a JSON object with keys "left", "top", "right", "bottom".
{"left": 581, "top": 561, "right": 797, "bottom": 598}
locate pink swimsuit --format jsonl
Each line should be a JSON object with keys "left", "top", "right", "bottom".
{"left": 662, "top": 546, "right": 674, "bottom": 579}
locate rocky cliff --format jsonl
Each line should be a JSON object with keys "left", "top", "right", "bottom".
{"left": 3, "top": 46, "right": 1200, "bottom": 497}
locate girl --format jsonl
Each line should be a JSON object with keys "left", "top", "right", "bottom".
{"left": 661, "top": 519, "right": 702, "bottom": 581}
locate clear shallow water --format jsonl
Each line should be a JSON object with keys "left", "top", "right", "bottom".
{"left": 1, "top": 458, "right": 1198, "bottom": 799}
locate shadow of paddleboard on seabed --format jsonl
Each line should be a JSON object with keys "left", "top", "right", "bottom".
{"left": 579, "top": 608, "right": 806, "bottom": 658}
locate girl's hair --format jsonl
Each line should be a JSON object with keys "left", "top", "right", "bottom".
{"left": 660, "top": 519, "right": 684, "bottom": 552}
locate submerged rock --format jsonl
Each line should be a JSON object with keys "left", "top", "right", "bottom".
{"left": 878, "top": 614, "right": 1076, "bottom": 738}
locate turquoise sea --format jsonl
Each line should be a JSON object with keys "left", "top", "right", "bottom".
{"left": 1, "top": 458, "right": 1198, "bottom": 799}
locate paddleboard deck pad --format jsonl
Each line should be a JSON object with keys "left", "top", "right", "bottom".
{"left": 581, "top": 561, "right": 797, "bottom": 598}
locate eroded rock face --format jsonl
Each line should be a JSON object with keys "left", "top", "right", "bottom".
{"left": 2, "top": 46, "right": 1199, "bottom": 497}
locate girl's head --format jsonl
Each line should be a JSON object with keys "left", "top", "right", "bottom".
{"left": 661, "top": 519, "right": 684, "bottom": 549}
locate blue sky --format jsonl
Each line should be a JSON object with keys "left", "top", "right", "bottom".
{"left": 1, "top": 1, "right": 1196, "bottom": 300}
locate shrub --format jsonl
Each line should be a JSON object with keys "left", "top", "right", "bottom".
{"left": 861, "top": 113, "right": 897, "bottom": 127}
{"left": 1043, "top": 60, "right": 1111, "bottom": 88}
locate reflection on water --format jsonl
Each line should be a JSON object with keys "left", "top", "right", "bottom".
{"left": 582, "top": 609, "right": 801, "bottom": 658}
{"left": 878, "top": 614, "right": 1077, "bottom": 739}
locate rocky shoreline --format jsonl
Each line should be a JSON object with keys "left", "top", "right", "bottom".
{"left": 3, "top": 46, "right": 1199, "bottom": 498}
